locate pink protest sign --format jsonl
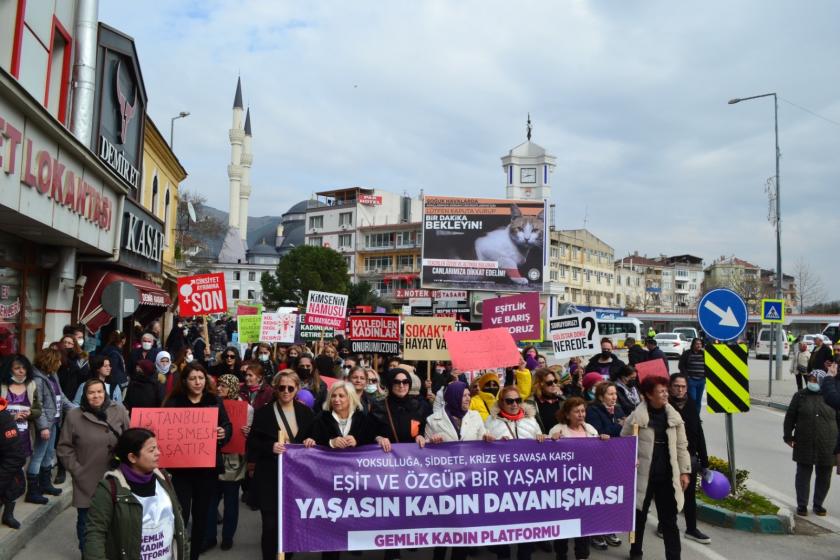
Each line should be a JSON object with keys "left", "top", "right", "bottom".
{"left": 443, "top": 328, "right": 522, "bottom": 371}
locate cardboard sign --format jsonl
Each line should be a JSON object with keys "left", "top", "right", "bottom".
{"left": 635, "top": 358, "right": 669, "bottom": 383}
{"left": 130, "top": 407, "right": 218, "bottom": 468}
{"left": 348, "top": 314, "right": 401, "bottom": 354}
{"left": 297, "top": 315, "right": 336, "bottom": 342}
{"left": 305, "top": 291, "right": 348, "bottom": 329}
{"left": 443, "top": 328, "right": 521, "bottom": 371}
{"left": 178, "top": 273, "right": 227, "bottom": 316}
{"left": 548, "top": 313, "right": 600, "bottom": 361}
{"left": 482, "top": 293, "right": 540, "bottom": 341}
{"left": 236, "top": 301, "right": 263, "bottom": 316}
{"left": 221, "top": 399, "right": 249, "bottom": 455}
{"left": 261, "top": 313, "right": 297, "bottom": 344}
{"left": 403, "top": 316, "right": 456, "bottom": 361}
{"left": 237, "top": 315, "right": 262, "bottom": 343}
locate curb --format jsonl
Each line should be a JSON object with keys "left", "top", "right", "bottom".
{"left": 0, "top": 484, "right": 73, "bottom": 560}
{"left": 751, "top": 397, "right": 789, "bottom": 411}
{"left": 697, "top": 502, "right": 794, "bottom": 534}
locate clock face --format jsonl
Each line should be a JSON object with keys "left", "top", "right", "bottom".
{"left": 520, "top": 167, "right": 537, "bottom": 184}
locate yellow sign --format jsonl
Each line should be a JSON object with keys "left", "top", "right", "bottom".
{"left": 705, "top": 343, "right": 749, "bottom": 414}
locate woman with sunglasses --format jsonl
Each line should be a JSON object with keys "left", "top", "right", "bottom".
{"left": 529, "top": 367, "right": 566, "bottom": 434}
{"left": 371, "top": 368, "right": 428, "bottom": 453}
{"left": 210, "top": 347, "right": 243, "bottom": 382}
{"left": 247, "top": 370, "right": 315, "bottom": 560}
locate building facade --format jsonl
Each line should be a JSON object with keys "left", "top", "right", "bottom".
{"left": 550, "top": 229, "right": 616, "bottom": 308}
{"left": 355, "top": 222, "right": 422, "bottom": 304}
{"left": 614, "top": 253, "right": 704, "bottom": 312}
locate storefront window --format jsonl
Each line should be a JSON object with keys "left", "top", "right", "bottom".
{"left": 23, "top": 273, "right": 45, "bottom": 358}
{"left": 0, "top": 266, "right": 21, "bottom": 357}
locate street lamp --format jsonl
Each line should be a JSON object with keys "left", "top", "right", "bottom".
{"left": 729, "top": 93, "right": 783, "bottom": 392}
{"left": 170, "top": 111, "right": 190, "bottom": 149}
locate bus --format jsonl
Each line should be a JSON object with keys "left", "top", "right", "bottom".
{"left": 597, "top": 318, "right": 643, "bottom": 349}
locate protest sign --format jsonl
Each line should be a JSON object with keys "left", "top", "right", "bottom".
{"left": 305, "top": 291, "right": 348, "bottom": 329}
{"left": 279, "top": 437, "right": 637, "bottom": 552}
{"left": 221, "top": 399, "right": 248, "bottom": 455}
{"left": 481, "top": 293, "right": 540, "bottom": 341}
{"left": 237, "top": 315, "right": 261, "bottom": 343}
{"left": 421, "top": 196, "right": 546, "bottom": 292}
{"left": 348, "top": 314, "right": 401, "bottom": 354}
{"left": 635, "top": 358, "right": 670, "bottom": 383}
{"left": 261, "top": 312, "right": 297, "bottom": 344}
{"left": 235, "top": 301, "right": 263, "bottom": 316}
{"left": 403, "top": 316, "right": 456, "bottom": 361}
{"left": 297, "top": 314, "right": 336, "bottom": 342}
{"left": 443, "top": 328, "right": 521, "bottom": 371}
{"left": 178, "top": 273, "right": 227, "bottom": 316}
{"left": 130, "top": 408, "right": 218, "bottom": 468}
{"left": 522, "top": 320, "right": 545, "bottom": 344}
{"left": 548, "top": 313, "right": 600, "bottom": 361}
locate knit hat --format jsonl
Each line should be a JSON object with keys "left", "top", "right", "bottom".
{"left": 582, "top": 372, "right": 604, "bottom": 392}
{"left": 810, "top": 369, "right": 828, "bottom": 385}
{"left": 477, "top": 372, "right": 501, "bottom": 391}
{"left": 217, "top": 374, "right": 240, "bottom": 399}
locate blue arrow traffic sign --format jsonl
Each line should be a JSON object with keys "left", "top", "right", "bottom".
{"left": 697, "top": 288, "right": 748, "bottom": 342}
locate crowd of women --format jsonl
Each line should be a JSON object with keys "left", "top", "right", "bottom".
{"left": 4, "top": 321, "right": 836, "bottom": 560}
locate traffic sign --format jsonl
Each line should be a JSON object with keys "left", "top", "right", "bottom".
{"left": 705, "top": 343, "right": 749, "bottom": 413}
{"left": 697, "top": 288, "right": 748, "bottom": 342}
{"left": 101, "top": 281, "right": 140, "bottom": 318}
{"left": 760, "top": 298, "right": 784, "bottom": 324}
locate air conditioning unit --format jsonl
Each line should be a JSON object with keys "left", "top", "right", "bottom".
{"left": 472, "top": 300, "right": 484, "bottom": 316}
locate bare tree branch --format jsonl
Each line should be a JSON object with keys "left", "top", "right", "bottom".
{"left": 794, "top": 257, "right": 826, "bottom": 313}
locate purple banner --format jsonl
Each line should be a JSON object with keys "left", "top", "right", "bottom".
{"left": 278, "top": 437, "right": 637, "bottom": 552}
{"left": 481, "top": 293, "right": 541, "bottom": 341}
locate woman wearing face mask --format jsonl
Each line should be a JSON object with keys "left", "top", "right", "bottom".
{"left": 283, "top": 345, "right": 302, "bottom": 370}
{"left": 165, "top": 363, "right": 232, "bottom": 560}
{"left": 584, "top": 338, "right": 626, "bottom": 381}
{"left": 74, "top": 356, "right": 121, "bottom": 404}
{"left": 101, "top": 330, "right": 128, "bottom": 391}
{"left": 248, "top": 370, "right": 315, "bottom": 560}
{"left": 122, "top": 360, "right": 165, "bottom": 413}
{"left": 297, "top": 355, "right": 327, "bottom": 410}
{"left": 211, "top": 346, "right": 243, "bottom": 383}
{"left": 239, "top": 362, "right": 274, "bottom": 411}
{"left": 0, "top": 355, "right": 43, "bottom": 527}
{"left": 57, "top": 378, "right": 130, "bottom": 552}
{"left": 154, "top": 351, "right": 173, "bottom": 389}
{"left": 529, "top": 367, "right": 566, "bottom": 434}
{"left": 470, "top": 372, "right": 501, "bottom": 421}
{"left": 611, "top": 364, "right": 641, "bottom": 414}
{"left": 581, "top": 372, "right": 603, "bottom": 402}
{"left": 363, "top": 368, "right": 386, "bottom": 403}
{"left": 84, "top": 428, "right": 189, "bottom": 560}
{"left": 253, "top": 343, "right": 277, "bottom": 379}
{"left": 784, "top": 369, "right": 838, "bottom": 517}
{"left": 128, "top": 333, "right": 160, "bottom": 379}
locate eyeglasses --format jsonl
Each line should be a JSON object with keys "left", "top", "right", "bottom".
{"left": 544, "top": 380, "right": 557, "bottom": 386}
{"left": 504, "top": 397, "right": 523, "bottom": 405}
{"left": 277, "top": 385, "right": 296, "bottom": 393}
{"left": 392, "top": 379, "right": 410, "bottom": 386}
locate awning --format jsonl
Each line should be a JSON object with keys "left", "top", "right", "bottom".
{"left": 383, "top": 274, "right": 418, "bottom": 283}
{"left": 79, "top": 269, "right": 172, "bottom": 334}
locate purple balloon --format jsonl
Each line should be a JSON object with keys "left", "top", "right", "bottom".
{"left": 297, "top": 388, "right": 315, "bottom": 409}
{"left": 701, "top": 469, "right": 731, "bottom": 500}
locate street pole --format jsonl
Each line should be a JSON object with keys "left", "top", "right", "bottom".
{"left": 170, "top": 111, "right": 190, "bottom": 149}
{"left": 767, "top": 334, "right": 773, "bottom": 397}
{"left": 725, "top": 412, "right": 737, "bottom": 491}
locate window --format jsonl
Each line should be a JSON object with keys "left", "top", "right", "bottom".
{"left": 338, "top": 234, "right": 352, "bottom": 248}
{"left": 248, "top": 271, "right": 256, "bottom": 281}
{"left": 364, "top": 256, "right": 392, "bottom": 272}
{"left": 585, "top": 271, "right": 591, "bottom": 282}
{"left": 606, "top": 275, "right": 611, "bottom": 286}
{"left": 596, "top": 273, "right": 601, "bottom": 285}
{"left": 339, "top": 212, "right": 353, "bottom": 227}
{"left": 365, "top": 233, "right": 393, "bottom": 248}
{"left": 309, "top": 215, "right": 323, "bottom": 229}
{"left": 550, "top": 271, "right": 558, "bottom": 281}
{"left": 398, "top": 255, "right": 413, "bottom": 270}
{"left": 344, "top": 256, "right": 352, "bottom": 269}
{"left": 151, "top": 175, "right": 159, "bottom": 214}
{"left": 550, "top": 247, "right": 559, "bottom": 259}
{"left": 43, "top": 17, "right": 73, "bottom": 123}
{"left": 233, "top": 271, "right": 240, "bottom": 280}
{"left": 572, "top": 268, "right": 579, "bottom": 280}
{"left": 308, "top": 236, "right": 323, "bottom": 246}
{"left": 396, "top": 231, "right": 415, "bottom": 247}
{"left": 247, "top": 290, "right": 256, "bottom": 300}
{"left": 560, "top": 266, "right": 566, "bottom": 278}
{"left": 164, "top": 188, "right": 171, "bottom": 248}
{"left": 232, "top": 289, "right": 240, "bottom": 299}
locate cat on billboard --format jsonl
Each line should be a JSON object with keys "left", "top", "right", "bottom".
{"left": 421, "top": 196, "right": 546, "bottom": 292}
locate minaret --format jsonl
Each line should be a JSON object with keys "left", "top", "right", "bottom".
{"left": 238, "top": 107, "right": 253, "bottom": 241}
{"left": 228, "top": 77, "right": 244, "bottom": 229}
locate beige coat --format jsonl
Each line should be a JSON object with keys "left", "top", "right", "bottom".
{"left": 621, "top": 401, "right": 691, "bottom": 512}
{"left": 57, "top": 402, "right": 130, "bottom": 508}
{"left": 548, "top": 422, "right": 599, "bottom": 438}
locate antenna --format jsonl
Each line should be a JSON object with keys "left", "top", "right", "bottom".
{"left": 583, "top": 205, "right": 589, "bottom": 229}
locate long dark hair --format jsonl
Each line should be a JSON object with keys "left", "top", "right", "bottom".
{"left": 0, "top": 354, "right": 34, "bottom": 385}
{"left": 165, "top": 362, "right": 216, "bottom": 403}
{"left": 110, "top": 428, "right": 156, "bottom": 469}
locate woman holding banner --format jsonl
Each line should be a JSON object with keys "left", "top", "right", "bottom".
{"left": 622, "top": 376, "right": 691, "bottom": 560}
{"left": 165, "top": 364, "right": 232, "bottom": 560}
{"left": 248, "top": 369, "right": 315, "bottom": 560}
{"left": 303, "top": 380, "right": 373, "bottom": 449}
{"left": 530, "top": 367, "right": 566, "bottom": 434}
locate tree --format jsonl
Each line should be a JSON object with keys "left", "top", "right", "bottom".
{"left": 261, "top": 245, "right": 349, "bottom": 309}
{"left": 793, "top": 257, "right": 826, "bottom": 313}
{"left": 807, "top": 300, "right": 840, "bottom": 314}
{"left": 175, "top": 190, "right": 227, "bottom": 258}
{"left": 347, "top": 280, "right": 386, "bottom": 310}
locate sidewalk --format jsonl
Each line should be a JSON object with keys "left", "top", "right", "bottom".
{"left": 749, "top": 360, "right": 800, "bottom": 411}
{"left": 0, "top": 477, "right": 72, "bottom": 560}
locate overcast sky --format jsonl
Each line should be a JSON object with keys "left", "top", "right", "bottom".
{"left": 101, "top": 1, "right": 840, "bottom": 301}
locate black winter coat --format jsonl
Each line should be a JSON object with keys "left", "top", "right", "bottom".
{"left": 307, "top": 409, "right": 374, "bottom": 447}
{"left": 370, "top": 396, "right": 426, "bottom": 443}
{"left": 627, "top": 345, "right": 648, "bottom": 366}
{"left": 0, "top": 407, "right": 25, "bottom": 498}
{"left": 808, "top": 345, "right": 834, "bottom": 373}
{"left": 671, "top": 397, "right": 708, "bottom": 471}
{"left": 784, "top": 389, "right": 838, "bottom": 466}
{"left": 122, "top": 372, "right": 164, "bottom": 412}
{"left": 586, "top": 402, "right": 625, "bottom": 437}
{"left": 584, "top": 353, "right": 626, "bottom": 379}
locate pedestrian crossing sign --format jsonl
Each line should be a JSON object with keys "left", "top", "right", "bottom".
{"left": 760, "top": 298, "right": 784, "bottom": 324}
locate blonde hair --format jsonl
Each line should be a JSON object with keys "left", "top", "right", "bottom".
{"left": 273, "top": 369, "right": 300, "bottom": 389}
{"left": 322, "top": 380, "right": 362, "bottom": 412}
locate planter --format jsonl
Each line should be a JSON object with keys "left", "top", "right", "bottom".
{"left": 696, "top": 501, "right": 794, "bottom": 534}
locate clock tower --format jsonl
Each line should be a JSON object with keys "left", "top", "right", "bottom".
{"left": 501, "top": 115, "right": 556, "bottom": 201}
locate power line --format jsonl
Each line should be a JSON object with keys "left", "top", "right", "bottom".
{"left": 779, "top": 96, "right": 840, "bottom": 129}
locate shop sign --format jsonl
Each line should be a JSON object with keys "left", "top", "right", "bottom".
{"left": 394, "top": 289, "right": 467, "bottom": 300}
{"left": 119, "top": 199, "right": 164, "bottom": 274}
{"left": 358, "top": 194, "right": 382, "bottom": 205}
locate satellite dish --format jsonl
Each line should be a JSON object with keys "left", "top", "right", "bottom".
{"left": 187, "top": 202, "right": 197, "bottom": 222}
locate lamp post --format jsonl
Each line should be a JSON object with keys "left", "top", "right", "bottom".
{"left": 728, "top": 93, "right": 783, "bottom": 390}
{"left": 169, "top": 111, "right": 190, "bottom": 149}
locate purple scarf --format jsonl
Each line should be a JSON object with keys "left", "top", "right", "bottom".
{"left": 444, "top": 382, "right": 468, "bottom": 420}
{"left": 119, "top": 462, "right": 154, "bottom": 484}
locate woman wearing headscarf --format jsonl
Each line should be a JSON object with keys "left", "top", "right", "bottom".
{"left": 84, "top": 428, "right": 189, "bottom": 560}
{"left": 239, "top": 362, "right": 274, "bottom": 411}
{"left": 154, "top": 351, "right": 173, "bottom": 387}
{"left": 57, "top": 378, "right": 130, "bottom": 552}
{"left": 622, "top": 376, "right": 692, "bottom": 560}
{"left": 74, "top": 355, "right": 121, "bottom": 404}
{"left": 164, "top": 363, "right": 232, "bottom": 560}
{"left": 247, "top": 370, "right": 315, "bottom": 560}
{"left": 469, "top": 372, "right": 501, "bottom": 421}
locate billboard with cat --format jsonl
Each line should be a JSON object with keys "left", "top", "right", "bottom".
{"left": 421, "top": 196, "right": 546, "bottom": 292}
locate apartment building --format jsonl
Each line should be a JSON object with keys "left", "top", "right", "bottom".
{"left": 549, "top": 229, "right": 616, "bottom": 308}
{"left": 615, "top": 253, "right": 704, "bottom": 312}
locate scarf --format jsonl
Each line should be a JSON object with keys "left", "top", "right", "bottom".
{"left": 444, "top": 382, "right": 468, "bottom": 419}
{"left": 119, "top": 463, "right": 154, "bottom": 484}
{"left": 605, "top": 404, "right": 615, "bottom": 415}
{"left": 154, "top": 351, "right": 171, "bottom": 374}
{"left": 499, "top": 408, "right": 524, "bottom": 421}
{"left": 670, "top": 395, "right": 687, "bottom": 410}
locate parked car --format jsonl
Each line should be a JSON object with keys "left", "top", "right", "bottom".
{"left": 800, "top": 334, "right": 832, "bottom": 353}
{"left": 655, "top": 333, "right": 690, "bottom": 358}
{"left": 673, "top": 327, "right": 699, "bottom": 342}
{"left": 756, "top": 328, "right": 790, "bottom": 359}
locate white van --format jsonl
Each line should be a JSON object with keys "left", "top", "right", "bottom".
{"left": 823, "top": 323, "right": 839, "bottom": 344}
{"left": 756, "top": 328, "right": 790, "bottom": 359}
{"left": 597, "top": 318, "right": 643, "bottom": 349}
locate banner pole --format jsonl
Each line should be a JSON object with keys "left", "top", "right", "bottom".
{"left": 629, "top": 423, "right": 640, "bottom": 545}
{"left": 277, "top": 428, "right": 288, "bottom": 560}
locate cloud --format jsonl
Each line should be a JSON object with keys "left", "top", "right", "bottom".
{"left": 101, "top": 0, "right": 840, "bottom": 299}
